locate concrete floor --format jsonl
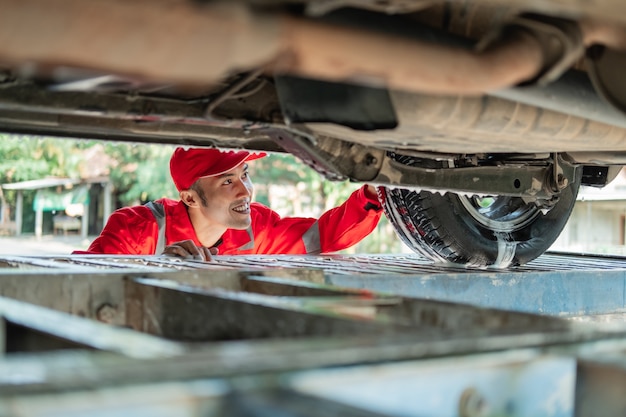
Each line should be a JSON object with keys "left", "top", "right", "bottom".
{"left": 0, "top": 234, "right": 93, "bottom": 256}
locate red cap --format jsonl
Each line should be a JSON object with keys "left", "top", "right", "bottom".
{"left": 170, "top": 147, "right": 266, "bottom": 191}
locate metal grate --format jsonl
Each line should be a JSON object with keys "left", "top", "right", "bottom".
{"left": 2, "top": 251, "right": 626, "bottom": 274}
{"left": 0, "top": 252, "right": 625, "bottom": 416}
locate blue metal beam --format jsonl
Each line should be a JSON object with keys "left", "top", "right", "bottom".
{"left": 326, "top": 256, "right": 626, "bottom": 316}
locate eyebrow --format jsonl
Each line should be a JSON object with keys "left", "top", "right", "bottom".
{"left": 216, "top": 163, "right": 249, "bottom": 179}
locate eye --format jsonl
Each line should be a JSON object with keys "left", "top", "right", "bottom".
{"left": 222, "top": 179, "right": 232, "bottom": 185}
{"left": 242, "top": 171, "right": 249, "bottom": 179}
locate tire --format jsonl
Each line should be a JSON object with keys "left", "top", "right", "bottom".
{"left": 379, "top": 172, "right": 581, "bottom": 268}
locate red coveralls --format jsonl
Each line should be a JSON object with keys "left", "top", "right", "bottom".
{"left": 79, "top": 185, "right": 382, "bottom": 255}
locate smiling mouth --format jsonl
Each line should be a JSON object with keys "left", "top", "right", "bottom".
{"left": 232, "top": 202, "right": 250, "bottom": 214}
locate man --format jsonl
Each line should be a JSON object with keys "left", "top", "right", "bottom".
{"left": 77, "top": 147, "right": 383, "bottom": 260}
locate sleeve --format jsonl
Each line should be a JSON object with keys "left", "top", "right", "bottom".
{"left": 317, "top": 184, "right": 382, "bottom": 253}
{"left": 252, "top": 185, "right": 382, "bottom": 254}
{"left": 73, "top": 206, "right": 160, "bottom": 255}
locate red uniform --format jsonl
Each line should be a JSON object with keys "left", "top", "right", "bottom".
{"left": 78, "top": 185, "right": 382, "bottom": 255}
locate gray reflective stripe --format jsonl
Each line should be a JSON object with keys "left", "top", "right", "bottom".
{"left": 145, "top": 201, "right": 166, "bottom": 255}
{"left": 302, "top": 221, "right": 321, "bottom": 254}
{"left": 237, "top": 227, "right": 255, "bottom": 251}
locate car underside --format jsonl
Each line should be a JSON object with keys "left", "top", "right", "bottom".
{"left": 2, "top": 0, "right": 626, "bottom": 267}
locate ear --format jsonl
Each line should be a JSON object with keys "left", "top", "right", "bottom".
{"left": 180, "top": 190, "right": 199, "bottom": 208}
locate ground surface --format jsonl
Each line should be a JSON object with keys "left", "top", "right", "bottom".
{"left": 0, "top": 234, "right": 92, "bottom": 256}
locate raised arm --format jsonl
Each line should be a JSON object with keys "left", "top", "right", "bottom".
{"left": 250, "top": 185, "right": 382, "bottom": 254}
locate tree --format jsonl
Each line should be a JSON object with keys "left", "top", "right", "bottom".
{"left": 0, "top": 135, "right": 86, "bottom": 183}
{"left": 0, "top": 135, "right": 94, "bottom": 233}
{"left": 102, "top": 142, "right": 178, "bottom": 206}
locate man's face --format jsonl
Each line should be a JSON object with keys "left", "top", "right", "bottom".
{"left": 192, "top": 162, "right": 254, "bottom": 230}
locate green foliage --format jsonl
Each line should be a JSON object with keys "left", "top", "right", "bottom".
{"left": 0, "top": 135, "right": 178, "bottom": 205}
{"left": 250, "top": 153, "right": 361, "bottom": 213}
{"left": 103, "top": 142, "right": 178, "bottom": 204}
{"left": 0, "top": 135, "right": 82, "bottom": 182}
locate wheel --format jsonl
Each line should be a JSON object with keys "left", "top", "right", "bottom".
{"left": 378, "top": 170, "right": 581, "bottom": 268}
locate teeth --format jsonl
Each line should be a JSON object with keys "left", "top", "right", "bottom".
{"left": 233, "top": 203, "right": 249, "bottom": 213}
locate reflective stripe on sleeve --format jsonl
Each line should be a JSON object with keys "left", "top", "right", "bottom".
{"left": 145, "top": 201, "right": 166, "bottom": 255}
{"left": 302, "top": 221, "right": 321, "bottom": 254}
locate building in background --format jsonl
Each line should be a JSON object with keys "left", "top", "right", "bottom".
{"left": 0, "top": 176, "right": 112, "bottom": 239}
{"left": 552, "top": 168, "right": 626, "bottom": 255}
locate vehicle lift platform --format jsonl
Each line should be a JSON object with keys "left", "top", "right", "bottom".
{"left": 1, "top": 252, "right": 625, "bottom": 417}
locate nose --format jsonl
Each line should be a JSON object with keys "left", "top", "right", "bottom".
{"left": 235, "top": 179, "right": 252, "bottom": 197}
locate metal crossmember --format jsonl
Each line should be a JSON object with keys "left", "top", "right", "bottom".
{"left": 0, "top": 252, "right": 625, "bottom": 416}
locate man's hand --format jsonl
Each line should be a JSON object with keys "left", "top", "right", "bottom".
{"left": 364, "top": 185, "right": 378, "bottom": 200}
{"left": 161, "top": 239, "right": 218, "bottom": 261}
